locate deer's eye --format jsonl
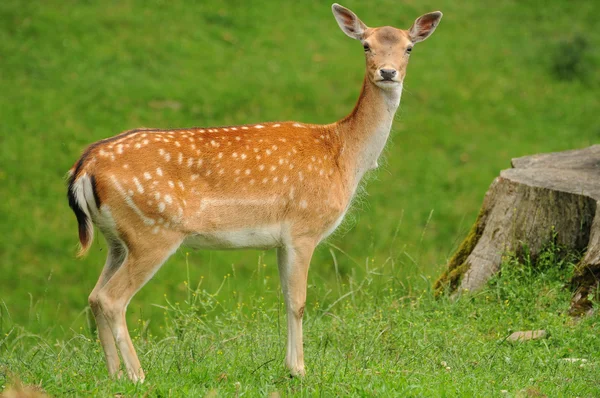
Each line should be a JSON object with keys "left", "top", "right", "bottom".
{"left": 363, "top": 43, "right": 370, "bottom": 52}
{"left": 406, "top": 47, "right": 413, "bottom": 55}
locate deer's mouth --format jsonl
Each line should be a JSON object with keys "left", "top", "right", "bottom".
{"left": 375, "top": 79, "right": 401, "bottom": 87}
{"left": 374, "top": 79, "right": 403, "bottom": 92}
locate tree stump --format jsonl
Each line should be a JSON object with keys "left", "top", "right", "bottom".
{"left": 434, "top": 145, "right": 600, "bottom": 315}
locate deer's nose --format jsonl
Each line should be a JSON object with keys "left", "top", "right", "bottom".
{"left": 379, "top": 68, "right": 397, "bottom": 80}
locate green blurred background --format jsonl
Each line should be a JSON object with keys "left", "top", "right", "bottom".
{"left": 1, "top": 0, "right": 598, "bottom": 335}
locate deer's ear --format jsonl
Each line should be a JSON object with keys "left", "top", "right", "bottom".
{"left": 409, "top": 11, "right": 443, "bottom": 43}
{"left": 332, "top": 3, "right": 368, "bottom": 40}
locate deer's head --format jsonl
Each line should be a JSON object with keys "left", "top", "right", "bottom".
{"left": 332, "top": 4, "right": 442, "bottom": 91}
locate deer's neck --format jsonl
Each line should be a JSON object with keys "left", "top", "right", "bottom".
{"left": 336, "top": 76, "right": 401, "bottom": 190}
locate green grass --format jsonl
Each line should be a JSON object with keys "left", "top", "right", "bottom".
{"left": 2, "top": 247, "right": 599, "bottom": 396}
{"left": 1, "top": 0, "right": 599, "bottom": 395}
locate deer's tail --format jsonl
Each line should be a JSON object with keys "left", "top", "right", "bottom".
{"left": 67, "top": 169, "right": 99, "bottom": 257}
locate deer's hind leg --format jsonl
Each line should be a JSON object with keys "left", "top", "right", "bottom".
{"left": 94, "top": 233, "right": 183, "bottom": 382}
{"left": 88, "top": 237, "right": 127, "bottom": 377}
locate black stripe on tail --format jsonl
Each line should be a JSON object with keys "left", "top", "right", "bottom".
{"left": 90, "top": 174, "right": 101, "bottom": 208}
{"left": 67, "top": 174, "right": 91, "bottom": 252}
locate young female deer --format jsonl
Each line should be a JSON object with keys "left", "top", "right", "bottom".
{"left": 67, "top": 4, "right": 442, "bottom": 382}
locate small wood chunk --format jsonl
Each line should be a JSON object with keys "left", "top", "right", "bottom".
{"left": 507, "top": 330, "right": 547, "bottom": 342}
{"left": 561, "top": 358, "right": 587, "bottom": 363}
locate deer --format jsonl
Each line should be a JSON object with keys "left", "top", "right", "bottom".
{"left": 67, "top": 3, "right": 442, "bottom": 382}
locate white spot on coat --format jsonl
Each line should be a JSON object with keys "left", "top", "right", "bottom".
{"left": 110, "top": 175, "right": 155, "bottom": 226}
{"left": 133, "top": 177, "right": 144, "bottom": 193}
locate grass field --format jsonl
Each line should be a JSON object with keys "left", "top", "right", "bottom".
{"left": 2, "top": 247, "right": 599, "bottom": 396}
{"left": 1, "top": 0, "right": 599, "bottom": 395}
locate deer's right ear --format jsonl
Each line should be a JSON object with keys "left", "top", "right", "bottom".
{"left": 332, "top": 3, "right": 367, "bottom": 40}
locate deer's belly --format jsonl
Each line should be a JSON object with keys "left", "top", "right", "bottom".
{"left": 183, "top": 224, "right": 282, "bottom": 250}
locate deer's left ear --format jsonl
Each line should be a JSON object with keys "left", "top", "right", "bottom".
{"left": 409, "top": 11, "right": 443, "bottom": 43}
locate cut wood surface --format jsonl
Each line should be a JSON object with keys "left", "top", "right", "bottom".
{"left": 435, "top": 145, "right": 600, "bottom": 314}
